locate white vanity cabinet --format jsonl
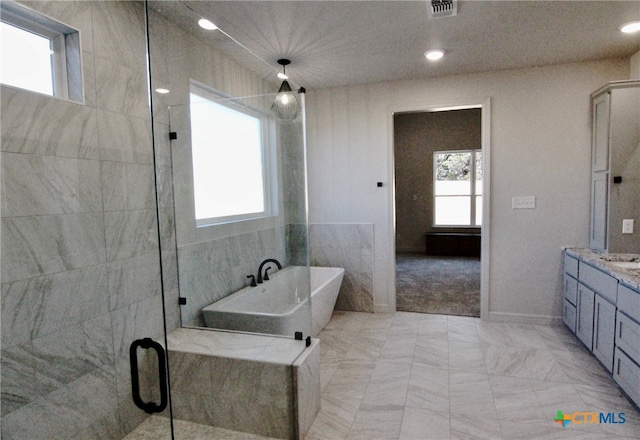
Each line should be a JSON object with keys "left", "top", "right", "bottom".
{"left": 593, "top": 293, "right": 616, "bottom": 372}
{"left": 576, "top": 282, "right": 595, "bottom": 350}
{"left": 614, "top": 284, "right": 640, "bottom": 407}
{"left": 563, "top": 254, "right": 579, "bottom": 332}
{"left": 563, "top": 250, "right": 640, "bottom": 407}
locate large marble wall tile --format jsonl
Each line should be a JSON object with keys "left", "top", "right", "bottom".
{"left": 1, "top": 213, "right": 107, "bottom": 283}
{"left": 108, "top": 253, "right": 162, "bottom": 310}
{"left": 110, "top": 296, "right": 166, "bottom": 361}
{"left": 90, "top": 0, "right": 146, "bottom": 72}
{"left": 164, "top": 286, "right": 181, "bottom": 332}
{"left": 293, "top": 339, "right": 321, "bottom": 439}
{"left": 97, "top": 109, "right": 153, "bottom": 164}
{"left": 30, "top": 314, "right": 114, "bottom": 390}
{"left": 155, "top": 165, "right": 174, "bottom": 209}
{"left": 167, "top": 351, "right": 298, "bottom": 438}
{"left": 1, "top": 153, "right": 102, "bottom": 217}
{"left": 1, "top": 313, "right": 114, "bottom": 417}
{"left": 82, "top": 51, "right": 97, "bottom": 107}
{"left": 1, "top": 346, "right": 39, "bottom": 416}
{"left": 1, "top": 265, "right": 109, "bottom": 348}
{"left": 95, "top": 56, "right": 149, "bottom": 119}
{"left": 101, "top": 162, "right": 155, "bottom": 211}
{"left": 309, "top": 224, "right": 374, "bottom": 312}
{"left": 0, "top": 87, "right": 99, "bottom": 159}
{"left": 209, "top": 357, "right": 295, "bottom": 439}
{"left": 160, "top": 248, "right": 178, "bottom": 292}
{"left": 158, "top": 207, "right": 177, "bottom": 252}
{"left": 177, "top": 227, "right": 290, "bottom": 328}
{"left": 1, "top": 368, "right": 121, "bottom": 440}
{"left": 104, "top": 209, "right": 159, "bottom": 261}
{"left": 168, "top": 351, "right": 211, "bottom": 395}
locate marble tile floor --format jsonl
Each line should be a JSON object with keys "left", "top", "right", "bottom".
{"left": 127, "top": 311, "right": 640, "bottom": 439}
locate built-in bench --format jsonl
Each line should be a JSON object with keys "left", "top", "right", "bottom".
{"left": 425, "top": 232, "right": 481, "bottom": 257}
{"left": 166, "top": 328, "right": 320, "bottom": 439}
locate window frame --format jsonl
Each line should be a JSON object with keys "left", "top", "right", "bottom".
{"left": 189, "top": 82, "right": 276, "bottom": 228}
{"left": 433, "top": 149, "right": 482, "bottom": 228}
{"left": 0, "top": 1, "right": 82, "bottom": 102}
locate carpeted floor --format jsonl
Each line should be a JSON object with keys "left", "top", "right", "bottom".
{"left": 396, "top": 253, "right": 481, "bottom": 317}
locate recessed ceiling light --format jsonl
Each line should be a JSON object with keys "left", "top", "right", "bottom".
{"left": 425, "top": 50, "right": 445, "bottom": 61}
{"left": 198, "top": 18, "right": 217, "bottom": 30}
{"left": 155, "top": 88, "right": 170, "bottom": 94}
{"left": 620, "top": 20, "right": 640, "bottom": 34}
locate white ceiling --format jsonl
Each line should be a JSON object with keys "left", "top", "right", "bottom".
{"left": 175, "top": 0, "right": 640, "bottom": 90}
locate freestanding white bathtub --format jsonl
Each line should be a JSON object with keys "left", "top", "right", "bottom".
{"left": 202, "top": 266, "right": 344, "bottom": 338}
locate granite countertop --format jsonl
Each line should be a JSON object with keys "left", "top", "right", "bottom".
{"left": 564, "top": 247, "right": 640, "bottom": 291}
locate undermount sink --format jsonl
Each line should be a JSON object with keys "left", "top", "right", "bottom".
{"left": 610, "top": 261, "right": 640, "bottom": 270}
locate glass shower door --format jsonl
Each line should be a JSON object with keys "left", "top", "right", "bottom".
{"left": 0, "top": 1, "right": 174, "bottom": 439}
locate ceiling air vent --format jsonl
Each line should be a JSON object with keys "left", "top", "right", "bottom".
{"left": 427, "top": 0, "right": 457, "bottom": 19}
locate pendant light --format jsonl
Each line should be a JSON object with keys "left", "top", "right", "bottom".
{"left": 271, "top": 59, "right": 300, "bottom": 120}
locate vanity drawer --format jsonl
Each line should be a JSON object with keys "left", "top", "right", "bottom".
{"left": 618, "top": 284, "right": 640, "bottom": 323}
{"left": 613, "top": 347, "right": 640, "bottom": 408}
{"left": 579, "top": 262, "right": 618, "bottom": 303}
{"left": 564, "top": 254, "right": 579, "bottom": 278}
{"left": 616, "top": 310, "right": 640, "bottom": 364}
{"left": 563, "top": 299, "right": 576, "bottom": 332}
{"left": 564, "top": 274, "right": 578, "bottom": 306}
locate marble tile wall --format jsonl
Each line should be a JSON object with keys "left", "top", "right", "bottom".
{"left": 178, "top": 227, "right": 288, "bottom": 327}
{"left": 1, "top": 1, "right": 170, "bottom": 438}
{"left": 309, "top": 224, "right": 374, "bottom": 312}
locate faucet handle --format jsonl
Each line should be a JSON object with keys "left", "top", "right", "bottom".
{"left": 264, "top": 266, "right": 272, "bottom": 281}
{"left": 246, "top": 275, "right": 257, "bottom": 287}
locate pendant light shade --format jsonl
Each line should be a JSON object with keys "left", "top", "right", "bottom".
{"left": 272, "top": 59, "right": 300, "bottom": 120}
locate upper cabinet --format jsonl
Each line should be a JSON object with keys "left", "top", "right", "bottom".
{"left": 589, "top": 81, "right": 640, "bottom": 253}
{"left": 592, "top": 92, "right": 610, "bottom": 172}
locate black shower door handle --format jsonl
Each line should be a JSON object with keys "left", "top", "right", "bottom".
{"left": 129, "top": 337, "right": 168, "bottom": 414}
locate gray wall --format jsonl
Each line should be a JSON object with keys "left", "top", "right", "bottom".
{"left": 306, "top": 58, "right": 630, "bottom": 318}
{"left": 1, "top": 1, "right": 169, "bottom": 438}
{"left": 394, "top": 109, "right": 482, "bottom": 253}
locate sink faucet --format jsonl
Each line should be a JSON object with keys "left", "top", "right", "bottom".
{"left": 257, "top": 258, "right": 282, "bottom": 284}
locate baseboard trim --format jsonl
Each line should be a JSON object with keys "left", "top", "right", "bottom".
{"left": 487, "top": 312, "right": 563, "bottom": 326}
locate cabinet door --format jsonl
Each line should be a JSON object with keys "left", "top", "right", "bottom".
{"left": 564, "top": 274, "right": 578, "bottom": 306}
{"left": 592, "top": 92, "right": 610, "bottom": 172}
{"left": 589, "top": 171, "right": 609, "bottom": 252}
{"left": 576, "top": 283, "right": 595, "bottom": 349}
{"left": 563, "top": 299, "right": 577, "bottom": 333}
{"left": 613, "top": 347, "right": 640, "bottom": 408}
{"left": 593, "top": 294, "right": 616, "bottom": 372}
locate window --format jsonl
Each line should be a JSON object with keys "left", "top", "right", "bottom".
{"left": 434, "top": 150, "right": 482, "bottom": 227}
{"left": 189, "top": 84, "right": 274, "bottom": 226}
{"left": 0, "top": 1, "right": 82, "bottom": 102}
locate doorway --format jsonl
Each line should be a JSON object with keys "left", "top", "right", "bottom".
{"left": 393, "top": 106, "right": 487, "bottom": 317}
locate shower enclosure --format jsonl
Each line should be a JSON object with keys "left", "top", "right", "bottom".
{"left": 1, "top": 0, "right": 311, "bottom": 438}
{"left": 148, "top": 0, "right": 312, "bottom": 337}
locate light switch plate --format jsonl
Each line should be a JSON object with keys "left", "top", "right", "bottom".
{"left": 512, "top": 196, "right": 536, "bottom": 209}
{"left": 622, "top": 219, "right": 634, "bottom": 234}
